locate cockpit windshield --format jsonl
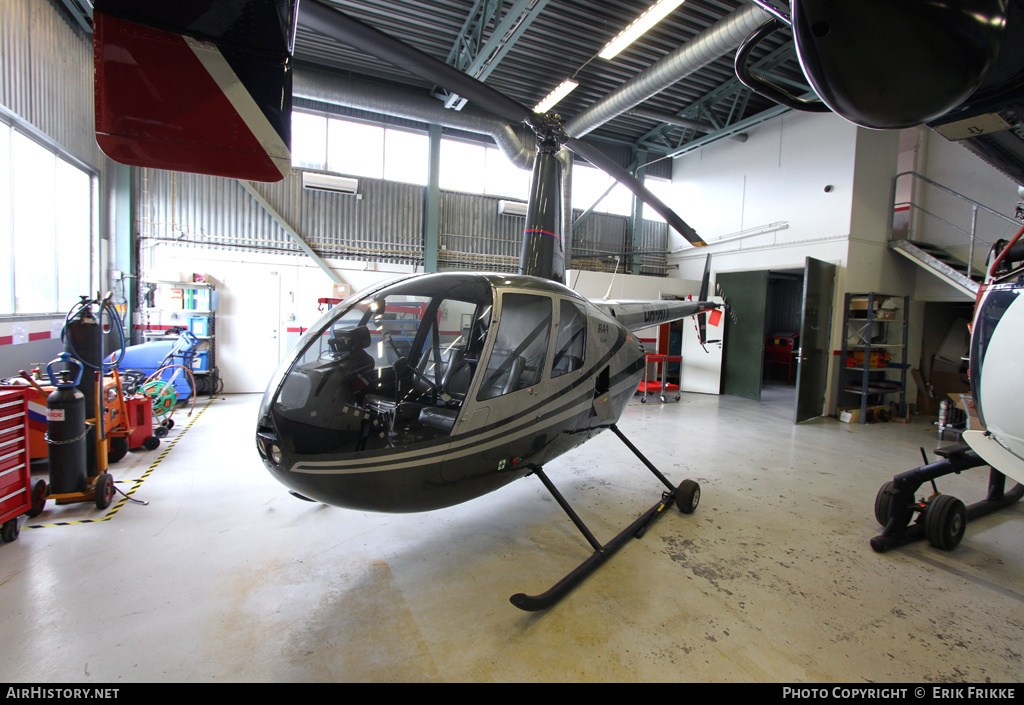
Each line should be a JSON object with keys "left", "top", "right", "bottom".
{"left": 269, "top": 275, "right": 493, "bottom": 456}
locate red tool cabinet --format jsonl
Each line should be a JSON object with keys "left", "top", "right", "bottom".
{"left": 0, "top": 387, "right": 32, "bottom": 542}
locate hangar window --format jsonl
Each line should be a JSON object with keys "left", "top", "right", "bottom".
{"left": 0, "top": 120, "right": 93, "bottom": 315}
{"left": 290, "top": 112, "right": 429, "bottom": 185}
{"left": 289, "top": 111, "right": 528, "bottom": 198}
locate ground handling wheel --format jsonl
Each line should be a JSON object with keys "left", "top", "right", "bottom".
{"left": 873, "top": 480, "right": 910, "bottom": 527}
{"left": 924, "top": 494, "right": 967, "bottom": 550}
{"left": 26, "top": 480, "right": 46, "bottom": 518}
{"left": 94, "top": 473, "right": 115, "bottom": 510}
{"left": 675, "top": 479, "right": 701, "bottom": 514}
{"left": 1, "top": 518, "right": 19, "bottom": 543}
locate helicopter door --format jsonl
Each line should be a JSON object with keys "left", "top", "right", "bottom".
{"left": 477, "top": 293, "right": 553, "bottom": 401}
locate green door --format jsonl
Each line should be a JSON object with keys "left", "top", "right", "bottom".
{"left": 794, "top": 257, "right": 837, "bottom": 423}
{"left": 718, "top": 270, "right": 769, "bottom": 401}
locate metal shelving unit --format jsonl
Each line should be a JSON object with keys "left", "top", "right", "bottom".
{"left": 140, "top": 280, "right": 219, "bottom": 396}
{"left": 838, "top": 293, "right": 909, "bottom": 423}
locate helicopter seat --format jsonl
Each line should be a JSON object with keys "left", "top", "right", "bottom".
{"left": 477, "top": 350, "right": 526, "bottom": 399}
{"left": 418, "top": 406, "right": 458, "bottom": 432}
{"left": 416, "top": 349, "right": 475, "bottom": 432}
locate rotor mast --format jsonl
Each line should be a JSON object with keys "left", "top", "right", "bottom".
{"left": 519, "top": 114, "right": 567, "bottom": 283}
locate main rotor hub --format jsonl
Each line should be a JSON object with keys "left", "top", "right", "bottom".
{"left": 528, "top": 112, "right": 568, "bottom": 154}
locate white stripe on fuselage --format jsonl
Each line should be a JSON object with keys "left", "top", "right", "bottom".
{"left": 288, "top": 371, "right": 639, "bottom": 475}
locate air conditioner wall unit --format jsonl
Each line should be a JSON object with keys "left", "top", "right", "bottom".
{"left": 302, "top": 172, "right": 359, "bottom": 195}
{"left": 498, "top": 199, "right": 528, "bottom": 217}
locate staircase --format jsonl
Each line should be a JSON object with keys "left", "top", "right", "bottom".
{"left": 890, "top": 239, "right": 980, "bottom": 297}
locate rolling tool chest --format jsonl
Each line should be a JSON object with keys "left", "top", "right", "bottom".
{"left": 0, "top": 387, "right": 32, "bottom": 542}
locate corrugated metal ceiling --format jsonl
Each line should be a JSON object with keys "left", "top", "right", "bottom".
{"left": 294, "top": 0, "right": 804, "bottom": 155}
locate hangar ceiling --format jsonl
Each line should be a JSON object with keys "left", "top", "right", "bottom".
{"left": 291, "top": 0, "right": 804, "bottom": 158}
{"left": 64, "top": 0, "right": 810, "bottom": 162}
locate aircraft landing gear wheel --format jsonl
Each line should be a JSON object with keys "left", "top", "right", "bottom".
{"left": 676, "top": 479, "right": 700, "bottom": 514}
{"left": 94, "top": 473, "right": 115, "bottom": 510}
{"left": 925, "top": 494, "right": 966, "bottom": 550}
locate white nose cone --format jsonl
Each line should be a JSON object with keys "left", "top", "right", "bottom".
{"left": 973, "top": 290, "right": 1024, "bottom": 483}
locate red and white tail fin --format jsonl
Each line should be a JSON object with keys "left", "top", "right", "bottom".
{"left": 93, "top": 1, "right": 297, "bottom": 182}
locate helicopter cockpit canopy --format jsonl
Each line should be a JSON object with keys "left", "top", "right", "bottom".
{"left": 264, "top": 274, "right": 494, "bottom": 457}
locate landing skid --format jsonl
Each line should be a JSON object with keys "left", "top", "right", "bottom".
{"left": 510, "top": 424, "right": 700, "bottom": 611}
{"left": 869, "top": 442, "right": 1024, "bottom": 553}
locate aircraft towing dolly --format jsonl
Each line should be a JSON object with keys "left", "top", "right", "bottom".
{"left": 870, "top": 442, "right": 1024, "bottom": 553}
{"left": 510, "top": 424, "right": 700, "bottom": 611}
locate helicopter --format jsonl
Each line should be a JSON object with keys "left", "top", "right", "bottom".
{"left": 735, "top": 0, "right": 1024, "bottom": 549}
{"left": 92, "top": 0, "right": 724, "bottom": 609}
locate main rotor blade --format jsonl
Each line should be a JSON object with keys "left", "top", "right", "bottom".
{"left": 299, "top": 0, "right": 533, "bottom": 125}
{"left": 565, "top": 137, "right": 706, "bottom": 247}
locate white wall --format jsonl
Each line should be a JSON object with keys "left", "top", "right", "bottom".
{"left": 667, "top": 111, "right": 858, "bottom": 282}
{"left": 660, "top": 109, "right": 928, "bottom": 411}
{"left": 912, "top": 127, "right": 1022, "bottom": 274}
{"left": 145, "top": 246, "right": 416, "bottom": 393}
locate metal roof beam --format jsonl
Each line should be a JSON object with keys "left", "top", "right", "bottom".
{"left": 439, "top": 0, "right": 550, "bottom": 110}
{"left": 632, "top": 41, "right": 799, "bottom": 153}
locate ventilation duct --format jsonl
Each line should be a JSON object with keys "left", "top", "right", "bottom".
{"left": 565, "top": 4, "right": 771, "bottom": 138}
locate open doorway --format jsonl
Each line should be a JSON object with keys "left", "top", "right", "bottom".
{"left": 718, "top": 257, "right": 837, "bottom": 422}
{"left": 761, "top": 270, "right": 804, "bottom": 407}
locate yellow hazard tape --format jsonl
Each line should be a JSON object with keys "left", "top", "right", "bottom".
{"left": 23, "top": 396, "right": 217, "bottom": 531}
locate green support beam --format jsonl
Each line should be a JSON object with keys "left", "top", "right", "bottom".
{"left": 424, "top": 124, "right": 442, "bottom": 272}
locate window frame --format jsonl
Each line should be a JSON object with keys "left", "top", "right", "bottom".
{"left": 0, "top": 110, "right": 97, "bottom": 317}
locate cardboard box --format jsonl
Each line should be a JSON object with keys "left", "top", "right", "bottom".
{"left": 838, "top": 405, "right": 889, "bottom": 424}
{"left": 917, "top": 370, "right": 970, "bottom": 416}
{"left": 950, "top": 392, "right": 983, "bottom": 431}
{"left": 850, "top": 296, "right": 887, "bottom": 310}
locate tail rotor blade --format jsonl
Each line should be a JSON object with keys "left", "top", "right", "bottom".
{"left": 697, "top": 254, "right": 711, "bottom": 344}
{"left": 698, "top": 254, "right": 712, "bottom": 300}
{"left": 565, "top": 136, "right": 706, "bottom": 247}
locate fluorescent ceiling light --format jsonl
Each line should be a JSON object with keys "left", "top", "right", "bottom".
{"left": 533, "top": 79, "right": 579, "bottom": 113}
{"left": 599, "top": 0, "right": 686, "bottom": 60}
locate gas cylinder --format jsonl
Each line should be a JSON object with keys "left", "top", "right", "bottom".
{"left": 46, "top": 353, "right": 87, "bottom": 494}
{"left": 63, "top": 296, "right": 102, "bottom": 422}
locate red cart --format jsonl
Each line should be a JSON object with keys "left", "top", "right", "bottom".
{"left": 0, "top": 387, "right": 42, "bottom": 543}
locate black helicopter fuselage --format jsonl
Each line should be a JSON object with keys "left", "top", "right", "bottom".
{"left": 255, "top": 271, "right": 648, "bottom": 512}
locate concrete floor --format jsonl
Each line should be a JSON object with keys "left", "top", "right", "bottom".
{"left": 1, "top": 384, "right": 1022, "bottom": 683}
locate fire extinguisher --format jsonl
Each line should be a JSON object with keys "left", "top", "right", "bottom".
{"left": 45, "top": 353, "right": 88, "bottom": 494}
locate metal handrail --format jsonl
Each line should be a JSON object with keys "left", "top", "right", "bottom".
{"left": 890, "top": 170, "right": 1021, "bottom": 278}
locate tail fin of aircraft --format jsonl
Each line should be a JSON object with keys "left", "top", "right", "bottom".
{"left": 93, "top": 0, "right": 297, "bottom": 182}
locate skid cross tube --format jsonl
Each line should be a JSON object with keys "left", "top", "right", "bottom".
{"left": 510, "top": 425, "right": 697, "bottom": 611}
